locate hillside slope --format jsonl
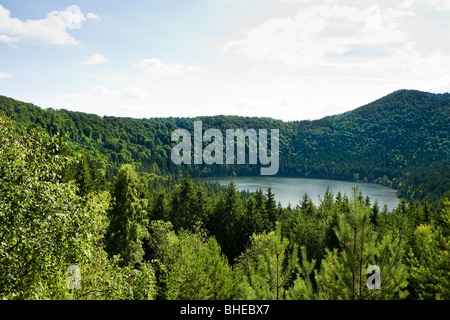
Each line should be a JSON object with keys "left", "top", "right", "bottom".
{"left": 0, "top": 89, "right": 448, "bottom": 202}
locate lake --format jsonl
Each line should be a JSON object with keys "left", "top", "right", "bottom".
{"left": 211, "top": 176, "right": 400, "bottom": 211}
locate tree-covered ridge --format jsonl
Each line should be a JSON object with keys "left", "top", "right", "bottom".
{"left": 283, "top": 90, "right": 450, "bottom": 201}
{"left": 1, "top": 112, "right": 449, "bottom": 300}
{"left": 0, "top": 89, "right": 449, "bottom": 203}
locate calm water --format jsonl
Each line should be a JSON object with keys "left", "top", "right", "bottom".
{"left": 212, "top": 176, "right": 400, "bottom": 211}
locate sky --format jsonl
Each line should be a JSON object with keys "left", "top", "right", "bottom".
{"left": 0, "top": 0, "right": 449, "bottom": 121}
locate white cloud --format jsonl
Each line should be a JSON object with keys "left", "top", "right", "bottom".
{"left": 82, "top": 54, "right": 109, "bottom": 65}
{"left": 233, "top": 98, "right": 259, "bottom": 111}
{"left": 0, "top": 34, "right": 15, "bottom": 43}
{"left": 133, "top": 58, "right": 201, "bottom": 76}
{"left": 88, "top": 86, "right": 147, "bottom": 100}
{"left": 87, "top": 12, "right": 101, "bottom": 20}
{"left": 224, "top": 4, "right": 414, "bottom": 68}
{"left": 279, "top": 0, "right": 336, "bottom": 2}
{"left": 8, "top": 1, "right": 449, "bottom": 123}
{"left": 119, "top": 87, "right": 147, "bottom": 100}
{"left": 279, "top": 0, "right": 310, "bottom": 2}
{"left": 0, "top": 5, "right": 98, "bottom": 46}
{"left": 399, "top": 0, "right": 450, "bottom": 11}
{"left": 0, "top": 72, "right": 13, "bottom": 79}
{"left": 57, "top": 85, "right": 150, "bottom": 119}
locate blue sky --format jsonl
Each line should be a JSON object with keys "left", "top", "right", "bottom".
{"left": 1, "top": 0, "right": 449, "bottom": 121}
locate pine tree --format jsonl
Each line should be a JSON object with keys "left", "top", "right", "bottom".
{"left": 300, "top": 193, "right": 315, "bottom": 216}
{"left": 209, "top": 180, "right": 247, "bottom": 261}
{"left": 63, "top": 155, "right": 107, "bottom": 196}
{"left": 156, "top": 226, "right": 238, "bottom": 300}
{"left": 235, "top": 222, "right": 298, "bottom": 300}
{"left": 245, "top": 196, "right": 265, "bottom": 235}
{"left": 193, "top": 185, "right": 210, "bottom": 225}
{"left": 75, "top": 156, "right": 93, "bottom": 197}
{"left": 151, "top": 188, "right": 169, "bottom": 221}
{"left": 320, "top": 186, "right": 334, "bottom": 215}
{"left": 422, "top": 196, "right": 432, "bottom": 223}
{"left": 324, "top": 202, "right": 341, "bottom": 251}
{"left": 266, "top": 187, "right": 278, "bottom": 229}
{"left": 370, "top": 200, "right": 380, "bottom": 227}
{"left": 254, "top": 188, "right": 269, "bottom": 231}
{"left": 106, "top": 164, "right": 149, "bottom": 267}
{"left": 170, "top": 171, "right": 197, "bottom": 231}
{"left": 273, "top": 221, "right": 296, "bottom": 300}
{"left": 315, "top": 187, "right": 408, "bottom": 300}
{"left": 408, "top": 197, "right": 450, "bottom": 299}
{"left": 287, "top": 246, "right": 317, "bottom": 300}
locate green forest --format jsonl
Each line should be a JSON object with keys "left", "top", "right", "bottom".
{"left": 1, "top": 89, "right": 449, "bottom": 202}
{"left": 0, "top": 90, "right": 449, "bottom": 300}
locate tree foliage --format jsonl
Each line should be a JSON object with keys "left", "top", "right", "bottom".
{"left": 106, "top": 164, "right": 149, "bottom": 267}
{"left": 147, "top": 221, "right": 237, "bottom": 300}
{"left": 235, "top": 222, "right": 298, "bottom": 300}
{"left": 1, "top": 90, "right": 448, "bottom": 203}
{"left": 0, "top": 114, "right": 156, "bottom": 299}
{"left": 408, "top": 197, "right": 450, "bottom": 299}
{"left": 0, "top": 87, "right": 449, "bottom": 301}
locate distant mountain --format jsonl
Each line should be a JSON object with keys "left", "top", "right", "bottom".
{"left": 0, "top": 89, "right": 448, "bottom": 202}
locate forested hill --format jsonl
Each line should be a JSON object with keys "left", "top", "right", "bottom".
{"left": 0, "top": 89, "right": 449, "bottom": 202}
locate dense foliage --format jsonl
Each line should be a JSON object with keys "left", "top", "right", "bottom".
{"left": 1, "top": 89, "right": 448, "bottom": 203}
{"left": 0, "top": 89, "right": 449, "bottom": 300}
{"left": 0, "top": 114, "right": 156, "bottom": 299}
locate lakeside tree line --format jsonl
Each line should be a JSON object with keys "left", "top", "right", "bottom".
{"left": 1, "top": 113, "right": 449, "bottom": 300}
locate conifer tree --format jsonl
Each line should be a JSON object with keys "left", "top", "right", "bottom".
{"left": 151, "top": 188, "right": 169, "bottom": 221}
{"left": 153, "top": 225, "right": 238, "bottom": 300}
{"left": 106, "top": 164, "right": 149, "bottom": 267}
{"left": 422, "top": 196, "right": 432, "bottom": 223}
{"left": 193, "top": 185, "right": 210, "bottom": 225}
{"left": 315, "top": 187, "right": 408, "bottom": 299}
{"left": 287, "top": 246, "right": 317, "bottom": 300}
{"left": 324, "top": 202, "right": 341, "bottom": 251}
{"left": 408, "top": 197, "right": 450, "bottom": 299}
{"left": 74, "top": 156, "right": 93, "bottom": 196}
{"left": 266, "top": 187, "right": 278, "bottom": 229}
{"left": 209, "top": 180, "right": 247, "bottom": 261}
{"left": 300, "top": 193, "right": 315, "bottom": 216}
{"left": 235, "top": 222, "right": 298, "bottom": 300}
{"left": 245, "top": 196, "right": 265, "bottom": 235}
{"left": 370, "top": 200, "right": 380, "bottom": 227}
{"left": 170, "top": 171, "right": 197, "bottom": 231}
{"left": 320, "top": 186, "right": 334, "bottom": 214}
{"left": 254, "top": 188, "right": 269, "bottom": 231}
